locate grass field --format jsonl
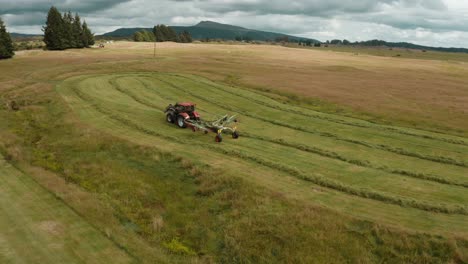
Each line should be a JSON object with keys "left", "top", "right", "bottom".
{"left": 0, "top": 154, "right": 132, "bottom": 263}
{"left": 1, "top": 41, "right": 467, "bottom": 263}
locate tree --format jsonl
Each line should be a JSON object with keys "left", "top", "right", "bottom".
{"left": 62, "top": 11, "right": 74, "bottom": 48}
{"left": 275, "top": 36, "right": 289, "bottom": 43}
{"left": 178, "top": 32, "right": 187, "bottom": 43}
{"left": 72, "top": 13, "right": 84, "bottom": 48}
{"left": 133, "top": 30, "right": 155, "bottom": 42}
{"left": 180, "top": 30, "right": 192, "bottom": 43}
{"left": 81, "top": 21, "right": 94, "bottom": 47}
{"left": 330, "top": 39, "right": 342, "bottom": 45}
{"left": 153, "top": 25, "right": 188, "bottom": 43}
{"left": 43, "top": 6, "right": 93, "bottom": 49}
{"left": 43, "top": 6, "right": 67, "bottom": 50}
{"left": 143, "top": 30, "right": 155, "bottom": 41}
{"left": 153, "top": 24, "right": 169, "bottom": 42}
{"left": 153, "top": 25, "right": 164, "bottom": 42}
{"left": 342, "top": 39, "right": 350, "bottom": 45}
{"left": 166, "top": 27, "right": 178, "bottom": 42}
{"left": 0, "top": 17, "right": 15, "bottom": 59}
{"left": 133, "top": 31, "right": 144, "bottom": 42}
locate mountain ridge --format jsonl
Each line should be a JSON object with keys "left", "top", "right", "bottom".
{"left": 101, "top": 21, "right": 320, "bottom": 43}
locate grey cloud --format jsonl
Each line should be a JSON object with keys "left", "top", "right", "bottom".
{"left": 0, "top": 0, "right": 130, "bottom": 14}
{"left": 1, "top": 0, "right": 467, "bottom": 48}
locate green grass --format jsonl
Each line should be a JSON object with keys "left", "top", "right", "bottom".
{"left": 0, "top": 155, "right": 132, "bottom": 263}
{"left": 1, "top": 95, "right": 466, "bottom": 263}
{"left": 56, "top": 72, "right": 468, "bottom": 232}
{"left": 1, "top": 43, "right": 467, "bottom": 263}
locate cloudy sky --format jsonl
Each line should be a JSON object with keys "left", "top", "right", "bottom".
{"left": 1, "top": 0, "right": 467, "bottom": 47}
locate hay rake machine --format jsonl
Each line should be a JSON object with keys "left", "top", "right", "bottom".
{"left": 165, "top": 102, "right": 239, "bottom": 142}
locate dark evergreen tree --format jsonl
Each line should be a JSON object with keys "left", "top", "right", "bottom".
{"left": 330, "top": 39, "right": 342, "bottom": 45}
{"left": 178, "top": 32, "right": 187, "bottom": 43}
{"left": 153, "top": 25, "right": 188, "bottom": 43}
{"left": 155, "top": 24, "right": 168, "bottom": 42}
{"left": 82, "top": 21, "right": 94, "bottom": 47}
{"left": 43, "top": 6, "right": 93, "bottom": 50}
{"left": 43, "top": 6, "right": 66, "bottom": 50}
{"left": 0, "top": 17, "right": 15, "bottom": 59}
{"left": 166, "top": 27, "right": 178, "bottom": 42}
{"left": 182, "top": 30, "right": 192, "bottom": 43}
{"left": 143, "top": 30, "right": 155, "bottom": 41}
{"left": 133, "top": 31, "right": 144, "bottom": 42}
{"left": 72, "top": 13, "right": 84, "bottom": 48}
{"left": 133, "top": 30, "right": 155, "bottom": 42}
{"left": 62, "top": 11, "right": 74, "bottom": 48}
{"left": 160, "top": 25, "right": 170, "bottom": 41}
{"left": 153, "top": 25, "right": 163, "bottom": 42}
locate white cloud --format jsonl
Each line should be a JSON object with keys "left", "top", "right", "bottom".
{"left": 1, "top": 0, "right": 467, "bottom": 48}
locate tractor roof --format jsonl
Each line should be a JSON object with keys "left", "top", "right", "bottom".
{"left": 177, "top": 102, "right": 196, "bottom": 107}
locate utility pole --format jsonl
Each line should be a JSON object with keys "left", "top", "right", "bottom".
{"left": 153, "top": 40, "right": 156, "bottom": 58}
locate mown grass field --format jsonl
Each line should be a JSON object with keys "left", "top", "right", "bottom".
{"left": 1, "top": 41, "right": 467, "bottom": 263}
{"left": 0, "top": 154, "right": 132, "bottom": 263}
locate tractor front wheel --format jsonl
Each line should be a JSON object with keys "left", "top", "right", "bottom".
{"left": 232, "top": 131, "right": 239, "bottom": 139}
{"left": 166, "top": 113, "right": 175, "bottom": 123}
{"left": 177, "top": 116, "right": 187, "bottom": 128}
{"left": 215, "top": 134, "right": 223, "bottom": 143}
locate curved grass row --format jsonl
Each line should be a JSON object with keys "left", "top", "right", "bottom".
{"left": 153, "top": 76, "right": 468, "bottom": 168}
{"left": 174, "top": 74, "right": 468, "bottom": 146}
{"left": 67, "top": 77, "right": 468, "bottom": 215}
{"left": 109, "top": 76, "right": 467, "bottom": 188}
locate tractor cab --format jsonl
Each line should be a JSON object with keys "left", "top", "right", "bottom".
{"left": 175, "top": 102, "right": 195, "bottom": 113}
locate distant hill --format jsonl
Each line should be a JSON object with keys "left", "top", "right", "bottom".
{"left": 84, "top": 21, "right": 468, "bottom": 53}
{"left": 101, "top": 21, "right": 320, "bottom": 43}
{"left": 352, "top": 39, "right": 468, "bottom": 53}
{"left": 10, "top": 33, "right": 42, "bottom": 39}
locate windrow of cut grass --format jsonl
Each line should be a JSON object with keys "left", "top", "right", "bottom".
{"left": 126, "top": 75, "right": 468, "bottom": 183}
{"left": 63, "top": 74, "right": 468, "bottom": 216}
{"left": 170, "top": 73, "right": 468, "bottom": 153}
{"left": 4, "top": 42, "right": 468, "bottom": 263}
{"left": 109, "top": 76, "right": 467, "bottom": 188}
{"left": 103, "top": 73, "right": 468, "bottom": 179}
{"left": 4, "top": 92, "right": 466, "bottom": 264}
{"left": 110, "top": 75, "right": 465, "bottom": 180}
{"left": 154, "top": 75, "right": 468, "bottom": 168}
{"left": 240, "top": 132, "right": 468, "bottom": 188}
{"left": 174, "top": 74, "right": 468, "bottom": 146}
{"left": 108, "top": 73, "right": 464, "bottom": 182}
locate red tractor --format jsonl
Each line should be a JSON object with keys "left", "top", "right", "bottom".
{"left": 165, "top": 102, "right": 239, "bottom": 142}
{"left": 165, "top": 102, "right": 200, "bottom": 128}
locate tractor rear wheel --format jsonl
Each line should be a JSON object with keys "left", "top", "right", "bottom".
{"left": 166, "top": 113, "right": 175, "bottom": 123}
{"left": 215, "top": 134, "right": 223, "bottom": 143}
{"left": 177, "top": 115, "right": 187, "bottom": 128}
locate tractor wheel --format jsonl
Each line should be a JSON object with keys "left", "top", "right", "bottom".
{"left": 232, "top": 131, "right": 239, "bottom": 139}
{"left": 215, "top": 134, "right": 223, "bottom": 143}
{"left": 177, "top": 115, "right": 187, "bottom": 128}
{"left": 166, "top": 113, "right": 175, "bottom": 123}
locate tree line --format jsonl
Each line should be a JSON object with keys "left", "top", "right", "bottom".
{"left": 0, "top": 17, "right": 14, "bottom": 59}
{"left": 133, "top": 25, "right": 192, "bottom": 43}
{"left": 43, "top": 6, "right": 94, "bottom": 50}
